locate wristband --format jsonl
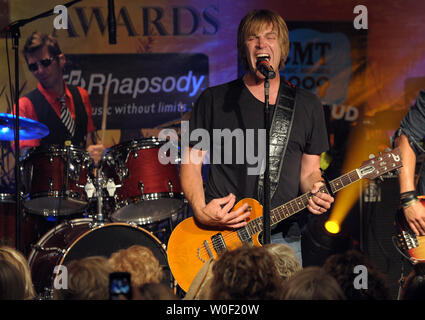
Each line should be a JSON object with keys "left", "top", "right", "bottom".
{"left": 402, "top": 197, "right": 419, "bottom": 209}
{"left": 400, "top": 190, "right": 418, "bottom": 205}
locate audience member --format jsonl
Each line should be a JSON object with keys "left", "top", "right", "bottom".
{"left": 109, "top": 245, "right": 164, "bottom": 288}
{"left": 0, "top": 259, "right": 26, "bottom": 300}
{"left": 263, "top": 243, "right": 302, "bottom": 280}
{"left": 282, "top": 266, "right": 346, "bottom": 300}
{"left": 53, "top": 256, "right": 113, "bottom": 300}
{"left": 209, "top": 245, "right": 285, "bottom": 300}
{"left": 134, "top": 282, "right": 179, "bottom": 300}
{"left": 0, "top": 246, "right": 36, "bottom": 300}
{"left": 322, "top": 249, "right": 391, "bottom": 300}
{"left": 399, "top": 262, "right": 425, "bottom": 300}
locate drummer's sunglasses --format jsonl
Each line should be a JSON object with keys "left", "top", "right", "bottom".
{"left": 27, "top": 56, "right": 57, "bottom": 72}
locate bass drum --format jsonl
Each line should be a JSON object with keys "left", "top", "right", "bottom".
{"left": 28, "top": 218, "right": 173, "bottom": 298}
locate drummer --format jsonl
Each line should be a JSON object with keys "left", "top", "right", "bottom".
{"left": 13, "top": 32, "right": 104, "bottom": 164}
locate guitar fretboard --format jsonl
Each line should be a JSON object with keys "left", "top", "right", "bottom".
{"left": 241, "top": 169, "right": 360, "bottom": 239}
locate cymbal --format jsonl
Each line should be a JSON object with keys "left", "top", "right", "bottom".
{"left": 156, "top": 111, "right": 191, "bottom": 129}
{"left": 0, "top": 113, "right": 49, "bottom": 141}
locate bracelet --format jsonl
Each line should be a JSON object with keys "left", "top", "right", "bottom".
{"left": 400, "top": 190, "right": 418, "bottom": 205}
{"left": 400, "top": 190, "right": 417, "bottom": 198}
{"left": 402, "top": 197, "right": 419, "bottom": 209}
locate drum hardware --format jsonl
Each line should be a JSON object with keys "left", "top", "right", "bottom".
{"left": 82, "top": 177, "right": 95, "bottom": 199}
{"left": 31, "top": 244, "right": 66, "bottom": 255}
{"left": 127, "top": 221, "right": 138, "bottom": 228}
{"left": 49, "top": 178, "right": 54, "bottom": 193}
{"left": 106, "top": 179, "right": 118, "bottom": 197}
{"left": 168, "top": 179, "right": 174, "bottom": 196}
{"left": 90, "top": 165, "right": 121, "bottom": 226}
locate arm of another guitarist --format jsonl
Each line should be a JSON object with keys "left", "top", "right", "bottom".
{"left": 300, "top": 153, "right": 334, "bottom": 215}
{"left": 394, "top": 134, "right": 425, "bottom": 236}
{"left": 180, "top": 147, "right": 250, "bottom": 229}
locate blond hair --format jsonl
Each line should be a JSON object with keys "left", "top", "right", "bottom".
{"left": 109, "top": 245, "right": 163, "bottom": 287}
{"left": 263, "top": 243, "right": 302, "bottom": 280}
{"left": 0, "top": 246, "right": 36, "bottom": 299}
{"left": 237, "top": 9, "right": 290, "bottom": 71}
{"left": 54, "top": 256, "right": 113, "bottom": 300}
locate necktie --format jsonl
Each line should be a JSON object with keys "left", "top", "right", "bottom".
{"left": 58, "top": 95, "right": 75, "bottom": 137}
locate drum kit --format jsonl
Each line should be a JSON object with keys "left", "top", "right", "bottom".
{"left": 0, "top": 113, "right": 187, "bottom": 299}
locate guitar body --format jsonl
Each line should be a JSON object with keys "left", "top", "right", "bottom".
{"left": 167, "top": 198, "right": 263, "bottom": 292}
{"left": 167, "top": 148, "right": 402, "bottom": 291}
{"left": 395, "top": 196, "right": 425, "bottom": 262}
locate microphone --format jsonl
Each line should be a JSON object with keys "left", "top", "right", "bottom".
{"left": 256, "top": 57, "right": 276, "bottom": 79}
{"left": 107, "top": 0, "right": 116, "bottom": 44}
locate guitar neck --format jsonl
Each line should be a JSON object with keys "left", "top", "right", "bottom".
{"left": 244, "top": 169, "right": 361, "bottom": 236}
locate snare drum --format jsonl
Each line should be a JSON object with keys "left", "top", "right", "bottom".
{"left": 28, "top": 218, "right": 172, "bottom": 297}
{"left": 102, "top": 138, "right": 184, "bottom": 225}
{"left": 21, "top": 145, "right": 94, "bottom": 216}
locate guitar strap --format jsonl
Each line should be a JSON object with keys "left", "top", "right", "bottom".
{"left": 257, "top": 80, "right": 297, "bottom": 203}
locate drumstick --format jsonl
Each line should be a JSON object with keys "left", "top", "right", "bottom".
{"left": 101, "top": 84, "right": 110, "bottom": 145}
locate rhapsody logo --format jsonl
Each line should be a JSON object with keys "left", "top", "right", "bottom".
{"left": 158, "top": 121, "right": 266, "bottom": 176}
{"left": 63, "top": 70, "right": 205, "bottom": 98}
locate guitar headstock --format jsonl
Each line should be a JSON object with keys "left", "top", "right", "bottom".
{"left": 358, "top": 147, "right": 402, "bottom": 180}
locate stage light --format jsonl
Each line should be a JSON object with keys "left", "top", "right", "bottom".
{"left": 301, "top": 212, "right": 352, "bottom": 266}
{"left": 324, "top": 220, "right": 340, "bottom": 234}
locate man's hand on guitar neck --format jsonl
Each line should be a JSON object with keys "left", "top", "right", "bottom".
{"left": 306, "top": 181, "right": 334, "bottom": 215}
{"left": 403, "top": 200, "right": 425, "bottom": 236}
{"left": 196, "top": 193, "right": 251, "bottom": 229}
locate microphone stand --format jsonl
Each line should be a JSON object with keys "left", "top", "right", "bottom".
{"left": 2, "top": 0, "right": 82, "bottom": 252}
{"left": 263, "top": 76, "right": 271, "bottom": 245}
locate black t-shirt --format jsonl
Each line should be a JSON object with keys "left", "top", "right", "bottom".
{"left": 188, "top": 78, "right": 329, "bottom": 211}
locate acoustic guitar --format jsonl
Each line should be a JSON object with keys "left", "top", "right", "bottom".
{"left": 167, "top": 148, "right": 402, "bottom": 292}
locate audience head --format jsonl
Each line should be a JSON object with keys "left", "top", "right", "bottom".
{"left": 322, "top": 249, "right": 391, "bottom": 300}
{"left": 0, "top": 259, "right": 26, "bottom": 300}
{"left": 400, "top": 262, "right": 425, "bottom": 300}
{"left": 209, "top": 245, "right": 284, "bottom": 300}
{"left": 109, "top": 245, "right": 164, "bottom": 288}
{"left": 282, "top": 266, "right": 346, "bottom": 300}
{"left": 53, "top": 256, "right": 113, "bottom": 300}
{"left": 263, "top": 243, "right": 302, "bottom": 280}
{"left": 134, "top": 282, "right": 178, "bottom": 300}
{"left": 0, "top": 246, "right": 36, "bottom": 300}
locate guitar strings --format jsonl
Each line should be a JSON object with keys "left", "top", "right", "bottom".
{"left": 196, "top": 159, "right": 400, "bottom": 259}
